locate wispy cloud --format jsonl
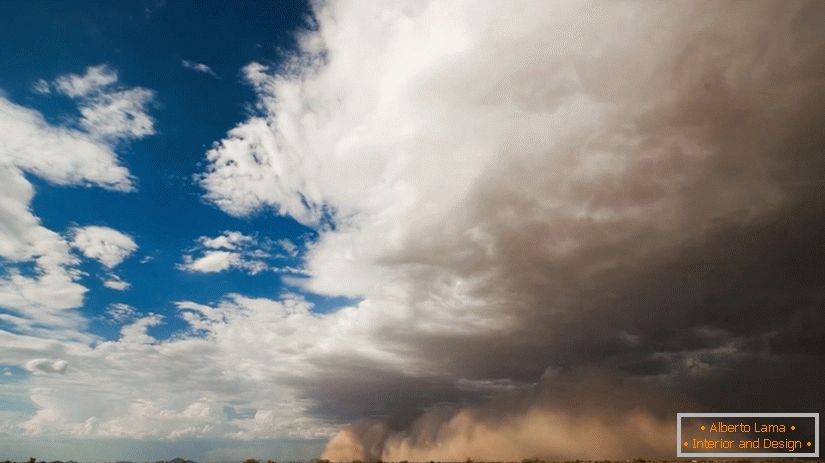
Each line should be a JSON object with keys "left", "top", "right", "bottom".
{"left": 30, "top": 79, "right": 50, "bottom": 94}
{"left": 102, "top": 302, "right": 139, "bottom": 324}
{"left": 182, "top": 59, "right": 219, "bottom": 78}
{"left": 102, "top": 273, "right": 131, "bottom": 291}
{"left": 54, "top": 64, "right": 118, "bottom": 98}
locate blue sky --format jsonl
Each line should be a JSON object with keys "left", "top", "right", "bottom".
{"left": 2, "top": 0, "right": 315, "bottom": 340}
{"left": 1, "top": 1, "right": 823, "bottom": 462}
{"left": 0, "top": 1, "right": 335, "bottom": 459}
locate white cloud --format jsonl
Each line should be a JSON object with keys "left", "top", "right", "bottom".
{"left": 54, "top": 65, "right": 156, "bottom": 141}
{"left": 276, "top": 239, "right": 298, "bottom": 257}
{"left": 198, "top": 1, "right": 808, "bottom": 313}
{"left": 54, "top": 65, "right": 118, "bottom": 98}
{"left": 25, "top": 359, "right": 68, "bottom": 375}
{"left": 0, "top": 65, "right": 151, "bottom": 336}
{"left": 187, "top": 2, "right": 823, "bottom": 458}
{"left": 273, "top": 266, "right": 311, "bottom": 276}
{"left": 200, "top": 230, "right": 251, "bottom": 250}
{"left": 2, "top": 2, "right": 822, "bottom": 454}
{"left": 1, "top": 300, "right": 338, "bottom": 440}
{"left": 103, "top": 303, "right": 138, "bottom": 324}
{"left": 102, "top": 274, "right": 130, "bottom": 291}
{"left": 179, "top": 231, "right": 293, "bottom": 275}
{"left": 31, "top": 79, "right": 50, "bottom": 95}
{"left": 118, "top": 313, "right": 163, "bottom": 344}
{"left": 77, "top": 88, "right": 155, "bottom": 141}
{"left": 71, "top": 225, "right": 137, "bottom": 268}
{"left": 182, "top": 250, "right": 239, "bottom": 273}
{"left": 0, "top": 94, "right": 137, "bottom": 331}
{"left": 0, "top": 99, "right": 133, "bottom": 191}
{"left": 181, "top": 60, "right": 219, "bottom": 78}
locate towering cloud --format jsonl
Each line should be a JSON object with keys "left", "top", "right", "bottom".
{"left": 3, "top": 2, "right": 823, "bottom": 458}
{"left": 197, "top": 0, "right": 825, "bottom": 460}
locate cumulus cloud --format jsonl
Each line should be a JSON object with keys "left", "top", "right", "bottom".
{"left": 1, "top": 297, "right": 337, "bottom": 440}
{"left": 179, "top": 231, "right": 300, "bottom": 275}
{"left": 25, "top": 359, "right": 68, "bottom": 375}
{"left": 0, "top": 96, "right": 136, "bottom": 331}
{"left": 71, "top": 225, "right": 137, "bottom": 268}
{"left": 182, "top": 250, "right": 241, "bottom": 273}
{"left": 3, "top": 1, "right": 824, "bottom": 456}
{"left": 0, "top": 294, "right": 663, "bottom": 447}
{"left": 193, "top": 0, "right": 825, "bottom": 459}
{"left": 54, "top": 65, "right": 156, "bottom": 141}
{"left": 200, "top": 230, "right": 252, "bottom": 251}
{"left": 77, "top": 88, "right": 155, "bottom": 141}
{"left": 0, "top": 99, "right": 133, "bottom": 191}
{"left": 119, "top": 313, "right": 164, "bottom": 344}
{"left": 0, "top": 65, "right": 151, "bottom": 338}
{"left": 182, "top": 60, "right": 219, "bottom": 78}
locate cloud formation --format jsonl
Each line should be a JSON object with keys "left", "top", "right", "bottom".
{"left": 179, "top": 231, "right": 300, "bottom": 275}
{"left": 0, "top": 66, "right": 151, "bottom": 334}
{"left": 2, "top": 2, "right": 823, "bottom": 459}
{"left": 2, "top": 297, "right": 338, "bottom": 440}
{"left": 196, "top": 0, "right": 825, "bottom": 459}
{"left": 103, "top": 303, "right": 139, "bottom": 324}
{"left": 71, "top": 225, "right": 138, "bottom": 269}
{"left": 182, "top": 60, "right": 219, "bottom": 78}
{"left": 0, "top": 103, "right": 129, "bottom": 332}
{"left": 31, "top": 79, "right": 51, "bottom": 95}
{"left": 54, "top": 65, "right": 119, "bottom": 98}
{"left": 102, "top": 274, "right": 131, "bottom": 291}
{"left": 25, "top": 359, "right": 68, "bottom": 375}
{"left": 54, "top": 65, "right": 156, "bottom": 141}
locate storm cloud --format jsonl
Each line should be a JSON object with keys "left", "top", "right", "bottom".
{"left": 4, "top": 0, "right": 822, "bottom": 458}
{"left": 197, "top": 0, "right": 825, "bottom": 459}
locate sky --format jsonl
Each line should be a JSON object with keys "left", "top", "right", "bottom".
{"left": 1, "top": 1, "right": 824, "bottom": 462}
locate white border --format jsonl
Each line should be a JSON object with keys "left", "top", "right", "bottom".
{"left": 677, "top": 412, "right": 819, "bottom": 458}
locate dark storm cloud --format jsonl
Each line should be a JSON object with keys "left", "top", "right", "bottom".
{"left": 199, "top": 0, "right": 825, "bottom": 459}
